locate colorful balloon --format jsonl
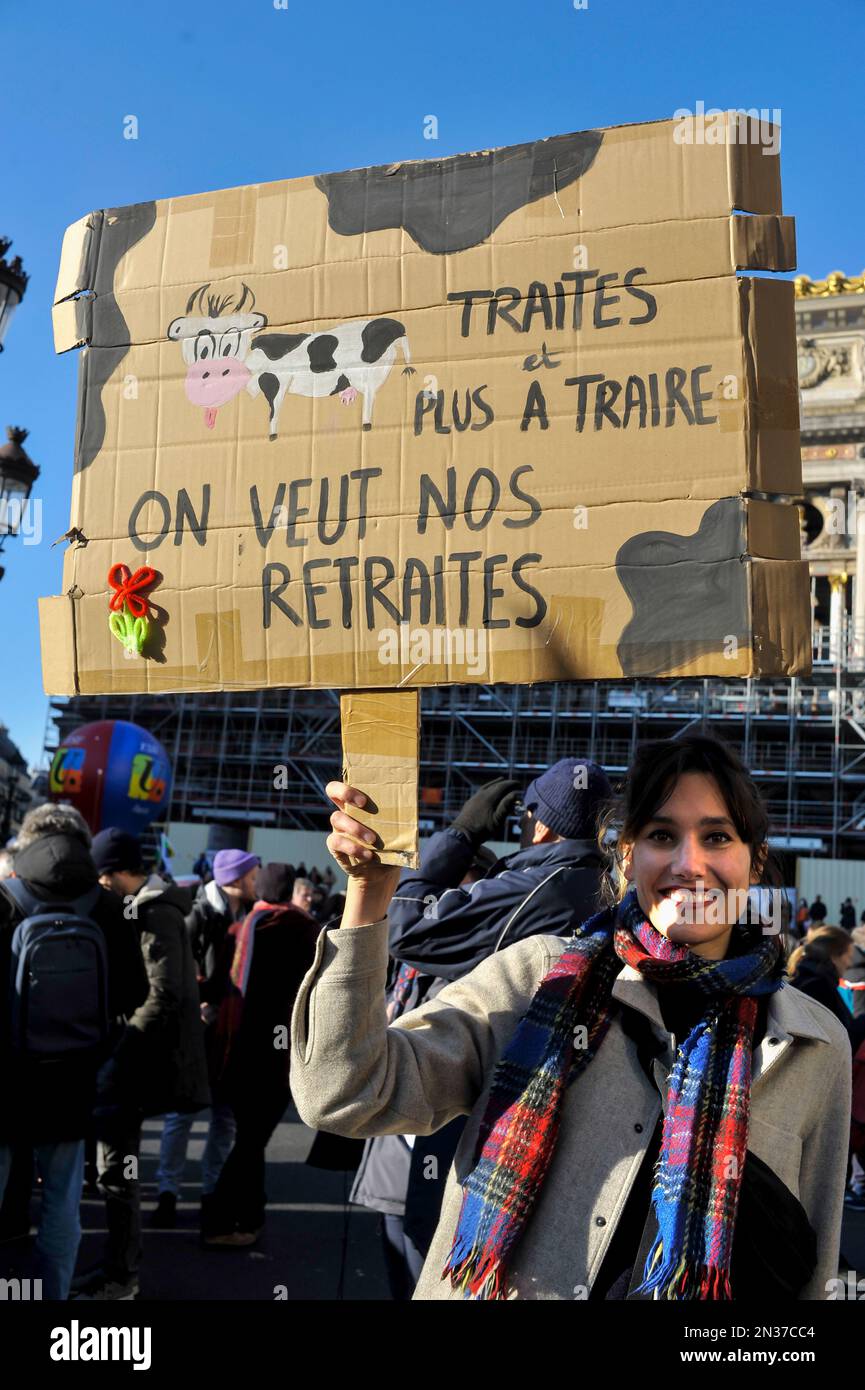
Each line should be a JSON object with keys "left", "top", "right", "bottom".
{"left": 48, "top": 720, "right": 172, "bottom": 835}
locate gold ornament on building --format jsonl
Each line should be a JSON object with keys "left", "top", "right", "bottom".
{"left": 794, "top": 270, "right": 865, "bottom": 298}
{"left": 797, "top": 336, "right": 851, "bottom": 389}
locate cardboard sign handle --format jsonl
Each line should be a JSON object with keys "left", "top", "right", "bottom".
{"left": 340, "top": 690, "right": 419, "bottom": 868}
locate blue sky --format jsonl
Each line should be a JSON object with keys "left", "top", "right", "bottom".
{"left": 1, "top": 0, "right": 863, "bottom": 767}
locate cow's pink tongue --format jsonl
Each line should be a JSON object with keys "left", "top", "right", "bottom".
{"left": 204, "top": 407, "right": 217, "bottom": 430}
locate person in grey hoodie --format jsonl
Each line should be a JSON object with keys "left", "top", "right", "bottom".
{"left": 70, "top": 828, "right": 210, "bottom": 1301}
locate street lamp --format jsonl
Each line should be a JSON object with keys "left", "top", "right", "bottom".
{"left": 0, "top": 426, "right": 40, "bottom": 555}
{"left": 0, "top": 238, "right": 28, "bottom": 352}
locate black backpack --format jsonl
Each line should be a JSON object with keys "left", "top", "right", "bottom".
{"left": 3, "top": 879, "right": 110, "bottom": 1057}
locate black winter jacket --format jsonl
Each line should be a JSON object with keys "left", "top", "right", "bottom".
{"left": 206, "top": 902, "right": 320, "bottom": 1102}
{"left": 790, "top": 957, "right": 865, "bottom": 1051}
{"left": 388, "top": 829, "right": 606, "bottom": 981}
{"left": 98, "top": 874, "right": 211, "bottom": 1118}
{"left": 0, "top": 834, "right": 149, "bottom": 1143}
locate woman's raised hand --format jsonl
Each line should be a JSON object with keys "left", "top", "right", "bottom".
{"left": 325, "top": 780, "right": 402, "bottom": 926}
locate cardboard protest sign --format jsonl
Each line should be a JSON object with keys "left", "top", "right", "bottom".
{"left": 41, "top": 114, "right": 809, "bottom": 698}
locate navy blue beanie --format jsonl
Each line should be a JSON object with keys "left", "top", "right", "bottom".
{"left": 523, "top": 758, "right": 612, "bottom": 840}
{"left": 92, "top": 827, "right": 144, "bottom": 874}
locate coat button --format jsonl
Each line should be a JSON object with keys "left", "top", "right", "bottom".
{"left": 768, "top": 1037, "right": 780, "bottom": 1046}
{"left": 634, "top": 1123, "right": 643, "bottom": 1133}
{"left": 595, "top": 1216, "right": 606, "bottom": 1227}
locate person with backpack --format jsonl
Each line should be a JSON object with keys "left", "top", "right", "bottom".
{"left": 150, "top": 848, "right": 260, "bottom": 1229}
{"left": 71, "top": 828, "right": 210, "bottom": 1300}
{"left": 0, "top": 804, "right": 147, "bottom": 1300}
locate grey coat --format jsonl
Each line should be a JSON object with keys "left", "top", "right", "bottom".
{"left": 291, "top": 919, "right": 852, "bottom": 1301}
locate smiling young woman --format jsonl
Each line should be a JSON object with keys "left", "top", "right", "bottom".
{"left": 289, "top": 733, "right": 852, "bottom": 1301}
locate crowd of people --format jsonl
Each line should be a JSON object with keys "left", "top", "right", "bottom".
{"left": 795, "top": 893, "right": 864, "bottom": 934}
{"left": 0, "top": 730, "right": 860, "bottom": 1301}
{"left": 0, "top": 813, "right": 336, "bottom": 1299}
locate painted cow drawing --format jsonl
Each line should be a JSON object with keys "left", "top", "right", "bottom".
{"left": 167, "top": 283, "right": 414, "bottom": 437}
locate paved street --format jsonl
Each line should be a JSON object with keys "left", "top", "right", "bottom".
{"left": 2, "top": 1104, "right": 390, "bottom": 1301}
{"left": 4, "top": 1113, "right": 865, "bottom": 1301}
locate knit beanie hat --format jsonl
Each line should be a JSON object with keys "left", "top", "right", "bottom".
{"left": 91, "top": 827, "right": 145, "bottom": 874}
{"left": 256, "top": 862, "right": 295, "bottom": 904}
{"left": 212, "top": 848, "right": 260, "bottom": 887}
{"left": 523, "top": 758, "right": 612, "bottom": 840}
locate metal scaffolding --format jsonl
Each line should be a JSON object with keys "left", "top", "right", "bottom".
{"left": 45, "top": 615, "right": 865, "bottom": 860}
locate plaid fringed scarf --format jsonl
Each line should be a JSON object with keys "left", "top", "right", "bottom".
{"left": 387, "top": 962, "right": 421, "bottom": 1023}
{"left": 441, "top": 889, "right": 784, "bottom": 1301}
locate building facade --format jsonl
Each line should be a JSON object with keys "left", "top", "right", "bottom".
{"left": 0, "top": 723, "right": 36, "bottom": 842}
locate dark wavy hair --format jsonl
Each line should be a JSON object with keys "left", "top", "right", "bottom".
{"left": 599, "top": 732, "right": 776, "bottom": 904}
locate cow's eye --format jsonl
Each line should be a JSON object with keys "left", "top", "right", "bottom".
{"left": 194, "top": 331, "right": 216, "bottom": 361}
{"left": 220, "top": 328, "right": 241, "bottom": 358}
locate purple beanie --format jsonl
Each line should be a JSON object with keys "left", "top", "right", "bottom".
{"left": 523, "top": 759, "right": 612, "bottom": 840}
{"left": 212, "top": 849, "right": 260, "bottom": 887}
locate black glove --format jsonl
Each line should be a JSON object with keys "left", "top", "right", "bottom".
{"left": 451, "top": 777, "right": 522, "bottom": 847}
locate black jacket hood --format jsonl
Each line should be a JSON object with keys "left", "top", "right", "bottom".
{"left": 793, "top": 956, "right": 840, "bottom": 987}
{"left": 14, "top": 833, "right": 98, "bottom": 901}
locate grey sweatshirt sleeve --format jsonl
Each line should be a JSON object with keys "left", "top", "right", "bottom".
{"left": 289, "top": 917, "right": 545, "bottom": 1139}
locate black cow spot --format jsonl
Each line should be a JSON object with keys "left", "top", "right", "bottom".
{"left": 259, "top": 372, "right": 280, "bottom": 421}
{"left": 361, "top": 318, "right": 406, "bottom": 364}
{"left": 329, "top": 374, "right": 351, "bottom": 395}
{"left": 78, "top": 199, "right": 157, "bottom": 472}
{"left": 307, "top": 335, "right": 338, "bottom": 374}
{"left": 253, "top": 332, "right": 309, "bottom": 360}
{"left": 615, "top": 499, "right": 749, "bottom": 678}
{"left": 314, "top": 129, "right": 603, "bottom": 255}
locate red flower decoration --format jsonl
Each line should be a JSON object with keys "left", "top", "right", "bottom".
{"left": 107, "top": 563, "right": 158, "bottom": 619}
